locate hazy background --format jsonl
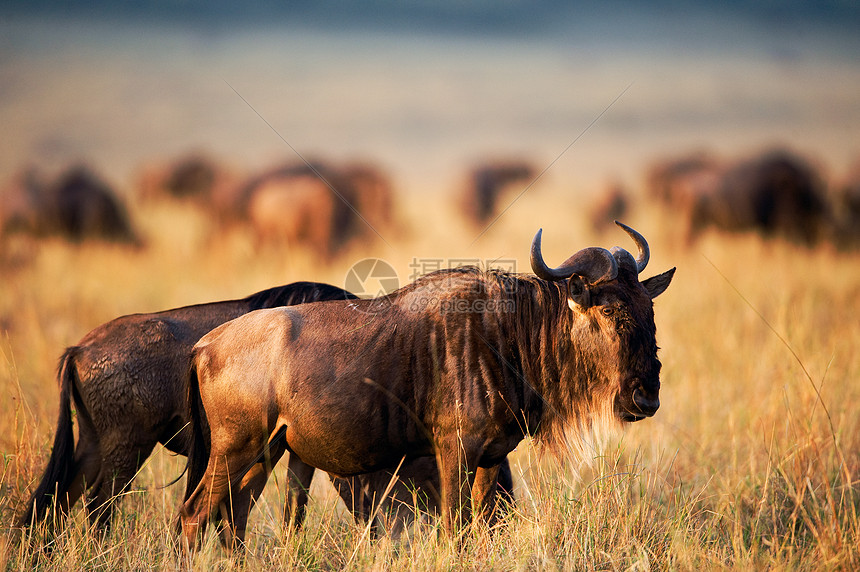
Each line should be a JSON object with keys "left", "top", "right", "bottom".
{"left": 2, "top": 0, "right": 859, "bottom": 197}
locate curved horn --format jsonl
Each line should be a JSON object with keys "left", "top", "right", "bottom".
{"left": 610, "top": 246, "right": 638, "bottom": 275}
{"left": 614, "top": 221, "right": 649, "bottom": 273}
{"left": 531, "top": 229, "right": 618, "bottom": 284}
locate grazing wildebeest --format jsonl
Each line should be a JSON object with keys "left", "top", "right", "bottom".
{"left": 461, "top": 160, "right": 536, "bottom": 225}
{"left": 49, "top": 166, "right": 140, "bottom": 244}
{"left": 645, "top": 151, "right": 720, "bottom": 208}
{"left": 18, "top": 282, "right": 356, "bottom": 532}
{"left": 246, "top": 170, "right": 343, "bottom": 252}
{"left": 690, "top": 149, "right": 829, "bottom": 246}
{"left": 236, "top": 160, "right": 394, "bottom": 256}
{"left": 178, "top": 222, "right": 675, "bottom": 548}
{"left": 831, "top": 159, "right": 860, "bottom": 249}
{"left": 588, "top": 183, "right": 630, "bottom": 233}
{"left": 646, "top": 149, "right": 830, "bottom": 246}
{"left": 137, "top": 154, "right": 233, "bottom": 203}
{"left": 341, "top": 162, "right": 395, "bottom": 232}
{"left": 0, "top": 168, "right": 43, "bottom": 237}
{"left": 1, "top": 165, "right": 138, "bottom": 244}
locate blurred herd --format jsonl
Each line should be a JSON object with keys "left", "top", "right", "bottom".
{"left": 2, "top": 146, "right": 859, "bottom": 259}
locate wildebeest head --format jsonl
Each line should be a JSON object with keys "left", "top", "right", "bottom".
{"left": 531, "top": 221, "right": 674, "bottom": 424}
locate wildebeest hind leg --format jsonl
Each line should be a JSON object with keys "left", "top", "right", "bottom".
{"left": 217, "top": 441, "right": 288, "bottom": 550}
{"left": 330, "top": 475, "right": 372, "bottom": 528}
{"left": 179, "top": 444, "right": 263, "bottom": 551}
{"left": 85, "top": 443, "right": 155, "bottom": 530}
{"left": 56, "top": 431, "right": 101, "bottom": 521}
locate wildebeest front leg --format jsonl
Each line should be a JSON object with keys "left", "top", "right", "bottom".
{"left": 435, "top": 438, "right": 480, "bottom": 534}
{"left": 330, "top": 475, "right": 373, "bottom": 526}
{"left": 471, "top": 465, "right": 501, "bottom": 525}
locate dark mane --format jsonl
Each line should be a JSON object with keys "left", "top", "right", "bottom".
{"left": 382, "top": 266, "right": 596, "bottom": 449}
{"left": 393, "top": 266, "right": 620, "bottom": 451}
{"left": 494, "top": 272, "right": 606, "bottom": 451}
{"left": 245, "top": 282, "right": 357, "bottom": 311}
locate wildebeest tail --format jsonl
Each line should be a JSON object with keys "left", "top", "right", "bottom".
{"left": 18, "top": 347, "right": 79, "bottom": 527}
{"left": 182, "top": 350, "right": 210, "bottom": 504}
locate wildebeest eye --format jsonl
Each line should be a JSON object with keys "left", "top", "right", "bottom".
{"left": 600, "top": 306, "right": 613, "bottom": 317}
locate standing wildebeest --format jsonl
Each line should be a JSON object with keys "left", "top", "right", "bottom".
{"left": 588, "top": 182, "right": 630, "bottom": 233}
{"left": 238, "top": 160, "right": 394, "bottom": 256}
{"left": 690, "top": 149, "right": 829, "bottom": 246}
{"left": 178, "top": 222, "right": 674, "bottom": 548}
{"left": 461, "top": 160, "right": 536, "bottom": 225}
{"left": 136, "top": 153, "right": 235, "bottom": 204}
{"left": 19, "top": 279, "right": 513, "bottom": 539}
{"left": 18, "top": 282, "right": 356, "bottom": 532}
{"left": 1, "top": 164, "right": 138, "bottom": 245}
{"left": 646, "top": 149, "right": 830, "bottom": 246}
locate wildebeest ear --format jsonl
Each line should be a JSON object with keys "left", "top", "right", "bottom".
{"left": 567, "top": 275, "right": 591, "bottom": 310}
{"left": 642, "top": 267, "right": 676, "bottom": 299}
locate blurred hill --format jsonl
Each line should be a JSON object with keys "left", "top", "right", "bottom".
{"left": 1, "top": 1, "right": 859, "bottom": 199}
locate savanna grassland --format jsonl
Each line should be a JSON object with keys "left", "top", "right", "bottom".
{"left": 1, "top": 193, "right": 859, "bottom": 571}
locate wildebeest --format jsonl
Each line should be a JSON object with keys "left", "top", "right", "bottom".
{"left": 831, "top": 158, "right": 860, "bottom": 249}
{"left": 1, "top": 164, "right": 139, "bottom": 244}
{"left": 18, "top": 282, "right": 356, "bottom": 532}
{"left": 690, "top": 149, "right": 829, "bottom": 246}
{"left": 645, "top": 151, "right": 720, "bottom": 208}
{"left": 178, "top": 222, "right": 674, "bottom": 548}
{"left": 136, "top": 153, "right": 235, "bottom": 204}
{"left": 0, "top": 168, "right": 42, "bottom": 237}
{"left": 237, "top": 160, "right": 394, "bottom": 256}
{"left": 460, "top": 160, "right": 536, "bottom": 225}
{"left": 646, "top": 148, "right": 830, "bottom": 246}
{"left": 588, "top": 182, "right": 630, "bottom": 233}
{"left": 19, "top": 279, "right": 514, "bottom": 540}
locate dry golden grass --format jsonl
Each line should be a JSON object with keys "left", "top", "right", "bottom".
{"left": 1, "top": 191, "right": 859, "bottom": 570}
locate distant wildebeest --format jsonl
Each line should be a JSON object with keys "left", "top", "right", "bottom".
{"left": 690, "top": 149, "right": 829, "bottom": 246}
{"left": 237, "top": 160, "right": 394, "bottom": 256}
{"left": 831, "top": 159, "right": 860, "bottom": 249}
{"left": 137, "top": 154, "right": 235, "bottom": 204}
{"left": 461, "top": 160, "right": 536, "bottom": 225}
{"left": 646, "top": 149, "right": 829, "bottom": 246}
{"left": 18, "top": 282, "right": 356, "bottom": 532}
{"left": 588, "top": 182, "right": 630, "bottom": 233}
{"left": 1, "top": 165, "right": 138, "bottom": 244}
{"left": 178, "top": 222, "right": 675, "bottom": 548}
{"left": 645, "top": 151, "right": 720, "bottom": 208}
{"left": 19, "top": 279, "right": 513, "bottom": 540}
